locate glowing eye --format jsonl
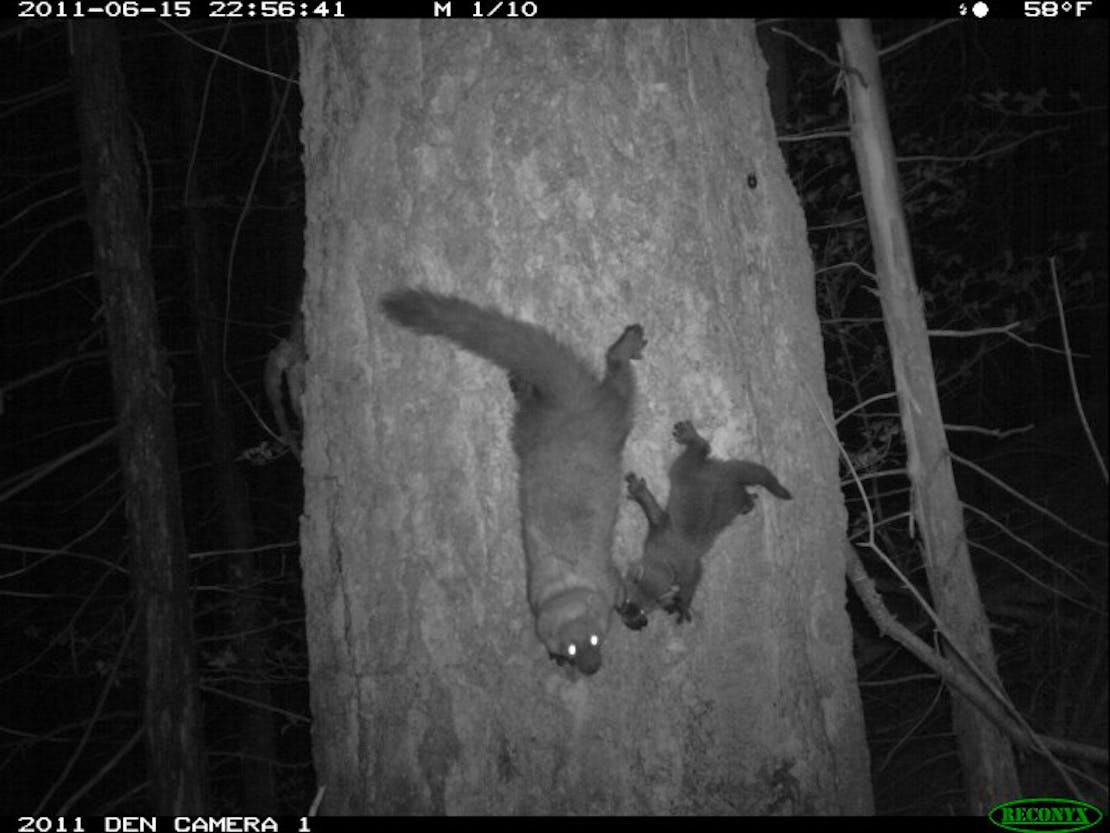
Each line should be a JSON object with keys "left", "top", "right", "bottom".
{"left": 567, "top": 644, "right": 577, "bottom": 657}
{"left": 589, "top": 634, "right": 599, "bottom": 647}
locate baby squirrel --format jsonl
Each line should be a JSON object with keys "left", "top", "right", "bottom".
{"left": 618, "top": 420, "right": 791, "bottom": 629}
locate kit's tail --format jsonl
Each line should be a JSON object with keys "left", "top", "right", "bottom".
{"left": 731, "top": 461, "right": 793, "bottom": 501}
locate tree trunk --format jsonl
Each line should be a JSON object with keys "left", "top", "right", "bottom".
{"left": 837, "top": 18, "right": 1021, "bottom": 812}
{"left": 299, "top": 20, "right": 872, "bottom": 814}
{"left": 175, "top": 38, "right": 278, "bottom": 814}
{"left": 70, "top": 21, "right": 206, "bottom": 813}
{"left": 189, "top": 235, "right": 279, "bottom": 812}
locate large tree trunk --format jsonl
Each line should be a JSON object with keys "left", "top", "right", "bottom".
{"left": 837, "top": 19, "right": 1021, "bottom": 812}
{"left": 299, "top": 20, "right": 871, "bottom": 814}
{"left": 70, "top": 21, "right": 206, "bottom": 813}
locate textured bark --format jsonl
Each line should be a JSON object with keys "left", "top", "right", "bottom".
{"left": 300, "top": 20, "right": 871, "bottom": 814}
{"left": 71, "top": 21, "right": 206, "bottom": 813}
{"left": 837, "top": 19, "right": 1021, "bottom": 812}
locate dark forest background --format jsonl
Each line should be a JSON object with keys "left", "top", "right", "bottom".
{"left": 1, "top": 19, "right": 1106, "bottom": 814}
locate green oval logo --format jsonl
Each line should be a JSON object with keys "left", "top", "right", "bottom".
{"left": 989, "top": 798, "right": 1103, "bottom": 833}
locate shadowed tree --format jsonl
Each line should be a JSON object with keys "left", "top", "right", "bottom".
{"left": 71, "top": 20, "right": 206, "bottom": 814}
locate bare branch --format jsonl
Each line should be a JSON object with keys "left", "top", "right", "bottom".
{"left": 1049, "top": 256, "right": 1108, "bottom": 483}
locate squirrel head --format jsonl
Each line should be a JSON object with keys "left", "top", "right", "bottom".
{"left": 547, "top": 620, "right": 604, "bottom": 674}
{"left": 535, "top": 586, "right": 612, "bottom": 675}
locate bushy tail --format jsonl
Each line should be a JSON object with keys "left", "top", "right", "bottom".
{"left": 380, "top": 289, "right": 598, "bottom": 403}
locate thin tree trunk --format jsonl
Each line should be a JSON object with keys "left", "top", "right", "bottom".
{"left": 176, "top": 39, "right": 278, "bottom": 813}
{"left": 837, "top": 18, "right": 1021, "bottom": 812}
{"left": 71, "top": 21, "right": 206, "bottom": 814}
{"left": 190, "top": 237, "right": 279, "bottom": 812}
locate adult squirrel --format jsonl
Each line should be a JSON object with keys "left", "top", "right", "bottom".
{"left": 381, "top": 289, "right": 645, "bottom": 674}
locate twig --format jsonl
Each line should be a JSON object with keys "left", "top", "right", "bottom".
{"left": 35, "top": 611, "right": 140, "bottom": 813}
{"left": 953, "top": 451, "right": 1107, "bottom": 549}
{"left": 1049, "top": 256, "right": 1107, "bottom": 482}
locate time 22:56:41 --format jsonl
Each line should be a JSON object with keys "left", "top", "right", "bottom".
{"left": 210, "top": 0, "right": 344, "bottom": 16}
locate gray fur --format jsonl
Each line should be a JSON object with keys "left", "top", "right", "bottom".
{"left": 619, "top": 420, "right": 791, "bottom": 628}
{"left": 381, "top": 289, "right": 644, "bottom": 674}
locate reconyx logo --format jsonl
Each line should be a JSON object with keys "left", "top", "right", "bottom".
{"left": 989, "top": 798, "right": 1103, "bottom": 833}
